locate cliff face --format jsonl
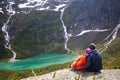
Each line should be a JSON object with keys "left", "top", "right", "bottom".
{"left": 0, "top": 0, "right": 120, "bottom": 58}
{"left": 64, "top": 0, "right": 120, "bottom": 33}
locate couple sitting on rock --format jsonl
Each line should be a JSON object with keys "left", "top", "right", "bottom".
{"left": 71, "top": 43, "right": 102, "bottom": 72}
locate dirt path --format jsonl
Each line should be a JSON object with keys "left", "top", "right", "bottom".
{"left": 21, "top": 69, "right": 120, "bottom": 80}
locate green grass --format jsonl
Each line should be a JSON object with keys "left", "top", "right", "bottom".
{"left": 102, "top": 37, "right": 120, "bottom": 69}
{"left": 0, "top": 62, "right": 72, "bottom": 80}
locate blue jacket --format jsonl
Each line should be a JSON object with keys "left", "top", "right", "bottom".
{"left": 82, "top": 50, "right": 102, "bottom": 72}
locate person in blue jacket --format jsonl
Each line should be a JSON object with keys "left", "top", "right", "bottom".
{"left": 81, "top": 43, "right": 103, "bottom": 72}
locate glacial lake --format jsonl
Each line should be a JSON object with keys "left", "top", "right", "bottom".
{"left": 0, "top": 53, "right": 78, "bottom": 70}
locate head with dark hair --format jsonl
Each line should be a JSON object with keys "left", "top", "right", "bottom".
{"left": 89, "top": 43, "right": 96, "bottom": 50}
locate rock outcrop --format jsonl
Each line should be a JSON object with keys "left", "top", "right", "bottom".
{"left": 21, "top": 68, "right": 120, "bottom": 80}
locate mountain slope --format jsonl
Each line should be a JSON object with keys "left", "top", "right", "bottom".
{"left": 9, "top": 10, "right": 66, "bottom": 58}
{"left": 0, "top": 0, "right": 120, "bottom": 59}
{"left": 63, "top": 0, "right": 120, "bottom": 49}
{"left": 64, "top": 0, "right": 120, "bottom": 33}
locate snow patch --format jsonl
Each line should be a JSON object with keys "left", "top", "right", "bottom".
{"left": 54, "top": 4, "right": 66, "bottom": 11}
{"left": 18, "top": 0, "right": 71, "bottom": 12}
{"left": 76, "top": 29, "right": 110, "bottom": 37}
{"left": 18, "top": 0, "right": 48, "bottom": 8}
{"left": 0, "top": 8, "right": 4, "bottom": 14}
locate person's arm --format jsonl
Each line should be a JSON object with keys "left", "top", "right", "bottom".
{"left": 82, "top": 56, "right": 92, "bottom": 70}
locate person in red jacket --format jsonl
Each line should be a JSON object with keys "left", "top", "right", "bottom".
{"left": 71, "top": 47, "right": 92, "bottom": 72}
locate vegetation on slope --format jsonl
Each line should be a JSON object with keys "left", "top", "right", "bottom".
{"left": 0, "top": 62, "right": 72, "bottom": 80}
{"left": 8, "top": 11, "right": 66, "bottom": 59}
{"left": 102, "top": 36, "right": 120, "bottom": 69}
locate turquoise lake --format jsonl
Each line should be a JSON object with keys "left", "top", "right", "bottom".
{"left": 0, "top": 53, "right": 78, "bottom": 70}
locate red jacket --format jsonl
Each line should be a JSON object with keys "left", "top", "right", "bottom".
{"left": 71, "top": 54, "right": 87, "bottom": 72}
